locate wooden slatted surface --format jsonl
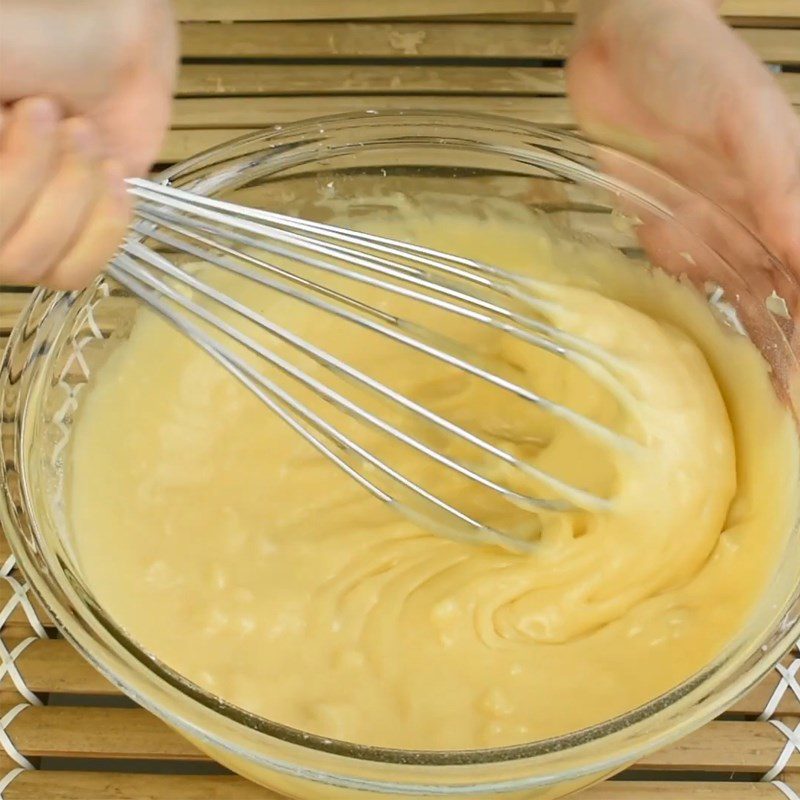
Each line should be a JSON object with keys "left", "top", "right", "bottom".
{"left": 1, "top": 774, "right": 788, "bottom": 800}
{"left": 1, "top": 2, "right": 800, "bottom": 798}
{"left": 0, "top": 631, "right": 798, "bottom": 719}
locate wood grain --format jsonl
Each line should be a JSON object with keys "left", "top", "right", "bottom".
{"left": 160, "top": 128, "right": 255, "bottom": 162}
{"left": 637, "top": 720, "right": 799, "bottom": 773}
{"left": 176, "top": 64, "right": 800, "bottom": 104}
{"left": 173, "top": 0, "right": 800, "bottom": 22}
{"left": 1, "top": 705, "right": 796, "bottom": 773}
{"left": 179, "top": 22, "right": 800, "bottom": 63}
{"left": 0, "top": 638, "right": 113, "bottom": 696}
{"left": 170, "top": 95, "right": 575, "bottom": 127}
{"left": 3, "top": 773, "right": 795, "bottom": 800}
{"left": 176, "top": 64, "right": 569, "bottom": 97}
{"left": 175, "top": 0, "right": 571, "bottom": 22}
{"left": 4, "top": 706, "right": 205, "bottom": 761}
{"left": 5, "top": 636, "right": 798, "bottom": 720}
{"left": 0, "top": 293, "right": 28, "bottom": 333}
{"left": 179, "top": 21, "right": 576, "bottom": 59}
{"left": 0, "top": 580, "right": 52, "bottom": 632}
{"left": 731, "top": 654, "right": 800, "bottom": 717}
{"left": 6, "top": 772, "right": 284, "bottom": 800}
{"left": 563, "top": 782, "right": 794, "bottom": 799}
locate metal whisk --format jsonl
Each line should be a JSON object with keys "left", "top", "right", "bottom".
{"left": 109, "top": 178, "right": 632, "bottom": 552}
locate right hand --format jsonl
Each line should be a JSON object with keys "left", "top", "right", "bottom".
{"left": 568, "top": 0, "right": 800, "bottom": 275}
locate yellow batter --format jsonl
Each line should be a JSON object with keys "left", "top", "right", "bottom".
{"left": 68, "top": 201, "right": 799, "bottom": 749}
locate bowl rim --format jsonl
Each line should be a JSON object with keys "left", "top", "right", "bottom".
{"left": 2, "top": 108, "right": 799, "bottom": 792}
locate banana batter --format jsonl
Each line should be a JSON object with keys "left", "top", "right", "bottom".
{"left": 67, "top": 201, "right": 799, "bottom": 749}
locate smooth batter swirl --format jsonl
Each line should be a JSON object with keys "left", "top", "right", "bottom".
{"left": 68, "top": 203, "right": 798, "bottom": 748}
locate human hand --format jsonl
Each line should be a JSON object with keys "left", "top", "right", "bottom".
{"left": 0, "top": 0, "right": 177, "bottom": 289}
{"left": 567, "top": 0, "right": 800, "bottom": 280}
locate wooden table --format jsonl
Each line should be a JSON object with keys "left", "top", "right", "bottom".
{"left": 1, "top": 2, "right": 799, "bottom": 798}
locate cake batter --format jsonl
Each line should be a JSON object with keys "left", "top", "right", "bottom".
{"left": 67, "top": 202, "right": 799, "bottom": 749}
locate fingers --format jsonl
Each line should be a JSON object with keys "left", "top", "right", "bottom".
{"left": 3, "top": 118, "right": 102, "bottom": 281}
{"left": 0, "top": 100, "right": 130, "bottom": 290}
{"left": 0, "top": 97, "right": 61, "bottom": 241}
{"left": 46, "top": 160, "right": 130, "bottom": 289}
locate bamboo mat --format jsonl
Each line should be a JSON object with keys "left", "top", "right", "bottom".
{"left": 1, "top": 2, "right": 800, "bottom": 798}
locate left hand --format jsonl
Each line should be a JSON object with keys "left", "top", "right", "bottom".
{"left": 0, "top": 0, "right": 178, "bottom": 289}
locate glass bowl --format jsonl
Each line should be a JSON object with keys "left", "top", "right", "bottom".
{"left": 1, "top": 111, "right": 798, "bottom": 800}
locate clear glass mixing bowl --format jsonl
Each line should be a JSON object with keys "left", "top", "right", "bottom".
{"left": 1, "top": 111, "right": 799, "bottom": 800}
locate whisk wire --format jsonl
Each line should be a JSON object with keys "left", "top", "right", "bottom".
{"left": 109, "top": 255, "right": 532, "bottom": 551}
{"left": 130, "top": 190, "right": 634, "bottom": 446}
{"left": 115, "top": 239, "right": 605, "bottom": 513}
{"left": 110, "top": 179, "right": 632, "bottom": 550}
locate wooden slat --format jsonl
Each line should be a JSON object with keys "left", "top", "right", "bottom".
{"left": 176, "top": 65, "right": 800, "bottom": 104}
{"left": 3, "top": 773, "right": 794, "bottom": 800}
{"left": 174, "top": 0, "right": 800, "bottom": 22}
{"left": 0, "top": 638, "right": 112, "bottom": 696}
{"left": 8, "top": 637, "right": 798, "bottom": 721}
{"left": 170, "top": 95, "right": 575, "bottom": 127}
{"left": 179, "top": 22, "right": 576, "bottom": 59}
{"left": 0, "top": 579, "right": 52, "bottom": 632}
{"left": 528, "top": 782, "right": 790, "bottom": 799}
{"left": 179, "top": 23, "right": 800, "bottom": 63}
{"left": 2, "top": 705, "right": 796, "bottom": 773}
{"left": 731, "top": 654, "right": 800, "bottom": 717}
{"left": 176, "top": 64, "right": 568, "bottom": 97}
{"left": 6, "top": 707, "right": 205, "bottom": 761}
{"left": 1, "top": 292, "right": 32, "bottom": 332}
{"left": 164, "top": 121, "right": 581, "bottom": 163}
{"left": 637, "top": 720, "right": 800, "bottom": 773}
{"left": 0, "top": 292, "right": 136, "bottom": 335}
{"left": 160, "top": 128, "right": 254, "bottom": 162}
{"left": 0, "top": 753, "right": 24, "bottom": 773}
{"left": 175, "top": 0, "right": 571, "bottom": 22}
{"left": 6, "top": 773, "right": 283, "bottom": 800}
{"left": 744, "top": 26, "right": 800, "bottom": 61}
